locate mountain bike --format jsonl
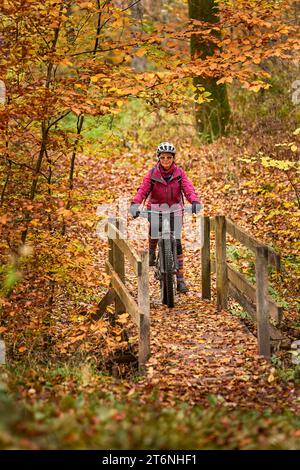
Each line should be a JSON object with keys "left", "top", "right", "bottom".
{"left": 137, "top": 206, "right": 193, "bottom": 308}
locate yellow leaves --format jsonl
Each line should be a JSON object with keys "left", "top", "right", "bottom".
{"left": 59, "top": 57, "right": 73, "bottom": 67}
{"left": 242, "top": 80, "right": 271, "bottom": 92}
{"left": 248, "top": 83, "right": 264, "bottom": 93}
{"left": 0, "top": 327, "right": 8, "bottom": 333}
{"left": 267, "top": 367, "right": 277, "bottom": 383}
{"left": 252, "top": 57, "right": 261, "bottom": 65}
{"left": 29, "top": 219, "right": 39, "bottom": 227}
{"left": 261, "top": 156, "right": 296, "bottom": 171}
{"left": 18, "top": 346, "right": 27, "bottom": 353}
{"left": 290, "top": 144, "right": 298, "bottom": 153}
{"left": 90, "top": 74, "right": 107, "bottom": 83}
{"left": 238, "top": 374, "right": 250, "bottom": 382}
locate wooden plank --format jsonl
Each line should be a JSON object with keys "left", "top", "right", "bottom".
{"left": 113, "top": 220, "right": 126, "bottom": 315}
{"left": 209, "top": 217, "right": 215, "bottom": 231}
{"left": 93, "top": 287, "right": 115, "bottom": 320}
{"left": 255, "top": 246, "right": 270, "bottom": 360}
{"left": 227, "top": 265, "right": 283, "bottom": 325}
{"left": 226, "top": 218, "right": 280, "bottom": 271}
{"left": 228, "top": 283, "right": 284, "bottom": 342}
{"left": 105, "top": 260, "right": 139, "bottom": 325}
{"left": 138, "top": 250, "right": 150, "bottom": 374}
{"left": 106, "top": 222, "right": 142, "bottom": 276}
{"left": 201, "top": 216, "right": 211, "bottom": 300}
{"left": 215, "top": 215, "right": 228, "bottom": 310}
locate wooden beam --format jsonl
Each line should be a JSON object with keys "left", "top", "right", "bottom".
{"left": 255, "top": 246, "right": 270, "bottom": 360}
{"left": 138, "top": 250, "right": 150, "bottom": 374}
{"left": 227, "top": 265, "right": 283, "bottom": 325}
{"left": 106, "top": 222, "right": 142, "bottom": 276}
{"left": 215, "top": 215, "right": 228, "bottom": 310}
{"left": 228, "top": 283, "right": 284, "bottom": 342}
{"left": 93, "top": 287, "right": 115, "bottom": 320}
{"left": 226, "top": 218, "right": 280, "bottom": 271}
{"left": 201, "top": 216, "right": 211, "bottom": 300}
{"left": 105, "top": 260, "right": 139, "bottom": 325}
{"left": 113, "top": 220, "right": 126, "bottom": 315}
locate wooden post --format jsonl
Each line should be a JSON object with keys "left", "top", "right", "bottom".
{"left": 255, "top": 246, "right": 270, "bottom": 360}
{"left": 215, "top": 215, "right": 228, "bottom": 310}
{"left": 113, "top": 218, "right": 125, "bottom": 315}
{"left": 138, "top": 250, "right": 150, "bottom": 374}
{"left": 201, "top": 216, "right": 211, "bottom": 300}
{"left": 107, "top": 217, "right": 116, "bottom": 270}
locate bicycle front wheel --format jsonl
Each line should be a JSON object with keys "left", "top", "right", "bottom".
{"left": 162, "top": 239, "right": 175, "bottom": 308}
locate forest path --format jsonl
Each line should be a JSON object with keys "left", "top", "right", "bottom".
{"left": 138, "top": 270, "right": 299, "bottom": 411}
{"left": 80, "top": 153, "right": 299, "bottom": 411}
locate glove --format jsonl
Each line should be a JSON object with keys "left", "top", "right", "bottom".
{"left": 129, "top": 203, "right": 140, "bottom": 219}
{"left": 192, "top": 201, "right": 202, "bottom": 214}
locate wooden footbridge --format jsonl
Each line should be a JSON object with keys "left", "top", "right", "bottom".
{"left": 97, "top": 215, "right": 285, "bottom": 374}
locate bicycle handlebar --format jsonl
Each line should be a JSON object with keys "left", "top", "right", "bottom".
{"left": 136, "top": 205, "right": 200, "bottom": 219}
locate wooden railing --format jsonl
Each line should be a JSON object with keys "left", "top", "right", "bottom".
{"left": 97, "top": 214, "right": 284, "bottom": 367}
{"left": 201, "top": 215, "right": 284, "bottom": 360}
{"left": 96, "top": 218, "right": 150, "bottom": 374}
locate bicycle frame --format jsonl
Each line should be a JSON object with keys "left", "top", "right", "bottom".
{"left": 139, "top": 207, "right": 186, "bottom": 274}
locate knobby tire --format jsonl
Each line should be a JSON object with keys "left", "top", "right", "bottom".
{"left": 162, "top": 239, "right": 175, "bottom": 308}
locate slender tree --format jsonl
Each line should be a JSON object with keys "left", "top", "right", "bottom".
{"left": 188, "top": 0, "right": 231, "bottom": 142}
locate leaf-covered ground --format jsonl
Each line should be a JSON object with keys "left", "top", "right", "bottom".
{"left": 1, "top": 126, "right": 300, "bottom": 449}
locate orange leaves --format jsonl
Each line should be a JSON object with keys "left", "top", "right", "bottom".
{"left": 0, "top": 215, "right": 9, "bottom": 225}
{"left": 90, "top": 320, "right": 108, "bottom": 335}
{"left": 216, "top": 76, "right": 233, "bottom": 85}
{"left": 116, "top": 313, "right": 129, "bottom": 325}
{"left": 69, "top": 333, "right": 86, "bottom": 344}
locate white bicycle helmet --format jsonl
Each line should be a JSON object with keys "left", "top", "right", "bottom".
{"left": 156, "top": 142, "right": 176, "bottom": 157}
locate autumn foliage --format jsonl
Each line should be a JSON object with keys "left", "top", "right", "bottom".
{"left": 0, "top": 0, "right": 300, "bottom": 450}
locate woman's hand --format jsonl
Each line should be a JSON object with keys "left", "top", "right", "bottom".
{"left": 129, "top": 203, "right": 140, "bottom": 219}
{"left": 192, "top": 202, "right": 202, "bottom": 214}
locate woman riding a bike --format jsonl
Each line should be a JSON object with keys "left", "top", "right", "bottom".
{"left": 129, "top": 142, "right": 202, "bottom": 293}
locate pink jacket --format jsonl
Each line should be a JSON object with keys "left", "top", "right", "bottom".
{"left": 132, "top": 163, "right": 201, "bottom": 210}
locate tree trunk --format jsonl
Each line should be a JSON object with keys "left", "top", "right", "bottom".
{"left": 131, "top": 1, "right": 147, "bottom": 72}
{"left": 144, "top": 0, "right": 162, "bottom": 21}
{"left": 188, "top": 0, "right": 231, "bottom": 142}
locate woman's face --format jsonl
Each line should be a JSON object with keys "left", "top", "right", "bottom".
{"left": 159, "top": 152, "right": 174, "bottom": 170}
